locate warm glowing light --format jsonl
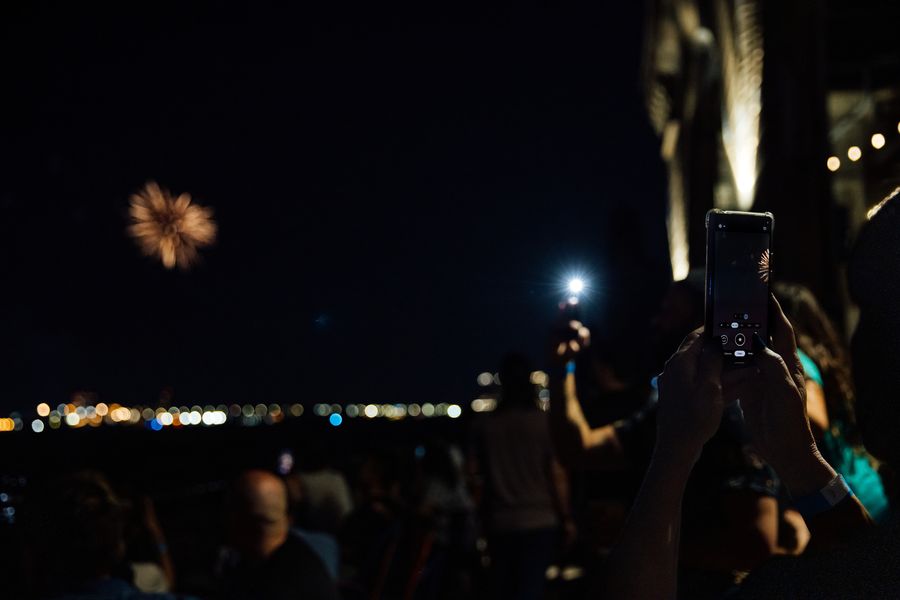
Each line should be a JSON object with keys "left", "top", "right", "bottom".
{"left": 871, "top": 133, "right": 886, "bottom": 149}
{"left": 530, "top": 371, "right": 549, "bottom": 387}
{"left": 65, "top": 413, "right": 80, "bottom": 427}
{"left": 31, "top": 419, "right": 44, "bottom": 433}
{"left": 0, "top": 419, "right": 14, "bottom": 432}
{"left": 289, "top": 404, "right": 303, "bottom": 417}
{"left": 567, "top": 278, "right": 585, "bottom": 295}
{"left": 158, "top": 412, "right": 174, "bottom": 426}
{"left": 826, "top": 156, "right": 841, "bottom": 172}
{"left": 477, "top": 372, "right": 493, "bottom": 387}
{"left": 408, "top": 403, "right": 421, "bottom": 417}
{"left": 848, "top": 146, "right": 862, "bottom": 162}
{"left": 422, "top": 403, "right": 435, "bottom": 417}
{"left": 95, "top": 402, "right": 109, "bottom": 416}
{"left": 36, "top": 403, "right": 50, "bottom": 417}
{"left": 897, "top": 122, "right": 900, "bottom": 134}
{"left": 447, "top": 404, "right": 462, "bottom": 419}
{"left": 128, "top": 181, "right": 217, "bottom": 269}
{"left": 719, "top": 3, "right": 763, "bottom": 211}
{"left": 364, "top": 404, "right": 378, "bottom": 418}
{"left": 867, "top": 187, "right": 900, "bottom": 220}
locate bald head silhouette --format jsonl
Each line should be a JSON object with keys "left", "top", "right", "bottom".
{"left": 228, "top": 470, "right": 291, "bottom": 561}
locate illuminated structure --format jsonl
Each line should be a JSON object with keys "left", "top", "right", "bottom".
{"left": 642, "top": 0, "right": 900, "bottom": 329}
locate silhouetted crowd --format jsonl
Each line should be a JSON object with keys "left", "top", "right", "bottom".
{"left": 6, "top": 192, "right": 900, "bottom": 600}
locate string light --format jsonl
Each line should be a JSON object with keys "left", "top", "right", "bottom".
{"left": 871, "top": 133, "right": 886, "bottom": 149}
{"left": 848, "top": 146, "right": 862, "bottom": 162}
{"left": 826, "top": 156, "right": 841, "bottom": 172}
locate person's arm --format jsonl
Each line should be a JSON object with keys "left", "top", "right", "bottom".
{"left": 547, "top": 320, "right": 627, "bottom": 470}
{"left": 733, "top": 297, "right": 872, "bottom": 551}
{"left": 549, "top": 369, "right": 626, "bottom": 469}
{"left": 805, "top": 379, "right": 829, "bottom": 444}
{"left": 142, "top": 496, "right": 176, "bottom": 589}
{"left": 603, "top": 443, "right": 699, "bottom": 599}
{"left": 679, "top": 492, "right": 779, "bottom": 571}
{"left": 604, "top": 330, "right": 724, "bottom": 600}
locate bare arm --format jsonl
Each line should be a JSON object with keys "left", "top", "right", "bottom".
{"left": 680, "top": 493, "right": 779, "bottom": 571}
{"left": 604, "top": 445, "right": 698, "bottom": 600}
{"left": 805, "top": 379, "right": 829, "bottom": 443}
{"left": 604, "top": 331, "right": 723, "bottom": 599}
{"left": 549, "top": 369, "right": 626, "bottom": 470}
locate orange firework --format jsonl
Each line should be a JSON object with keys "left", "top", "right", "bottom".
{"left": 758, "top": 248, "right": 771, "bottom": 283}
{"left": 128, "top": 181, "right": 217, "bottom": 269}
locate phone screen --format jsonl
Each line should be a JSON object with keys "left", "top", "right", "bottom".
{"left": 708, "top": 213, "right": 772, "bottom": 363}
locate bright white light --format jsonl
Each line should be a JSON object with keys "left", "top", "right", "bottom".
{"left": 826, "top": 156, "right": 841, "bottom": 172}
{"left": 65, "top": 413, "right": 80, "bottom": 427}
{"left": 158, "top": 412, "right": 174, "bottom": 426}
{"left": 364, "top": 404, "right": 378, "bottom": 419}
{"left": 36, "top": 403, "right": 50, "bottom": 417}
{"left": 477, "top": 372, "right": 493, "bottom": 387}
{"left": 848, "top": 146, "right": 862, "bottom": 162}
{"left": 447, "top": 404, "right": 462, "bottom": 419}
{"left": 567, "top": 278, "right": 585, "bottom": 295}
{"left": 872, "top": 133, "right": 886, "bottom": 149}
{"left": 189, "top": 411, "right": 201, "bottom": 425}
{"left": 31, "top": 419, "right": 44, "bottom": 433}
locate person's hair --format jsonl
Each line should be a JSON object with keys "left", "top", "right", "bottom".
{"left": 498, "top": 352, "right": 538, "bottom": 410}
{"left": 28, "top": 471, "right": 126, "bottom": 594}
{"left": 773, "top": 282, "right": 862, "bottom": 447}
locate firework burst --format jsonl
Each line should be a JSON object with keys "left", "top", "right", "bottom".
{"left": 758, "top": 248, "right": 771, "bottom": 283}
{"left": 128, "top": 182, "right": 217, "bottom": 269}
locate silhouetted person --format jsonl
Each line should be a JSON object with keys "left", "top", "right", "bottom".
{"left": 26, "top": 471, "right": 193, "bottom": 600}
{"left": 605, "top": 188, "right": 900, "bottom": 598}
{"left": 471, "top": 353, "right": 573, "bottom": 600}
{"left": 550, "top": 275, "right": 782, "bottom": 597}
{"left": 774, "top": 281, "right": 888, "bottom": 521}
{"left": 218, "top": 470, "right": 339, "bottom": 600}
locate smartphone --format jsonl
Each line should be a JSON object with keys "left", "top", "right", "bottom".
{"left": 705, "top": 209, "right": 773, "bottom": 366}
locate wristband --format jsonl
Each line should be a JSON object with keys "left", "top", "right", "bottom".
{"left": 793, "top": 474, "right": 854, "bottom": 519}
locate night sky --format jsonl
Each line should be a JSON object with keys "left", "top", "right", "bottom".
{"left": 0, "top": 2, "right": 669, "bottom": 410}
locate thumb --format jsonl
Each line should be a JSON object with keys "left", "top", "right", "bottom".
{"left": 752, "top": 332, "right": 797, "bottom": 391}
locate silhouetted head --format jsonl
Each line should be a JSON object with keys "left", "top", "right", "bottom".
{"left": 28, "top": 471, "right": 126, "bottom": 594}
{"left": 849, "top": 187, "right": 900, "bottom": 464}
{"left": 227, "top": 470, "right": 291, "bottom": 561}
{"left": 650, "top": 269, "right": 705, "bottom": 370}
{"left": 499, "top": 352, "right": 537, "bottom": 409}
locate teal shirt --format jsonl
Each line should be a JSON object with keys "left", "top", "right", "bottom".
{"left": 797, "top": 349, "right": 890, "bottom": 522}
